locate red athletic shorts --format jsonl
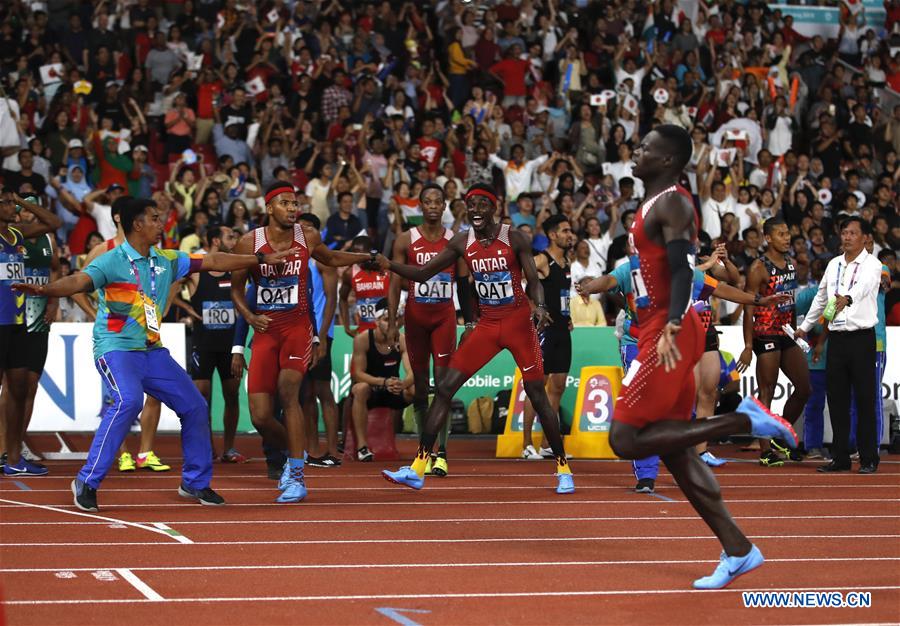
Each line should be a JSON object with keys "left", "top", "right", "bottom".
{"left": 449, "top": 307, "right": 544, "bottom": 382}
{"left": 613, "top": 310, "right": 704, "bottom": 429}
{"left": 404, "top": 304, "right": 457, "bottom": 371}
{"left": 248, "top": 320, "right": 313, "bottom": 394}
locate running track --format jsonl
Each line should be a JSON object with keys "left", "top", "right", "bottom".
{"left": 1, "top": 436, "right": 898, "bottom": 625}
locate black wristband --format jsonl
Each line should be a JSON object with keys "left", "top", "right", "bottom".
{"left": 370, "top": 249, "right": 378, "bottom": 264}
{"left": 255, "top": 251, "right": 265, "bottom": 264}
{"left": 753, "top": 293, "right": 761, "bottom": 305}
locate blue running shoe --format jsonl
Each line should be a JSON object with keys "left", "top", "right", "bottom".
{"left": 693, "top": 545, "right": 765, "bottom": 589}
{"left": 277, "top": 461, "right": 290, "bottom": 491}
{"left": 3, "top": 459, "right": 48, "bottom": 476}
{"left": 700, "top": 451, "right": 727, "bottom": 467}
{"left": 556, "top": 473, "right": 575, "bottom": 494}
{"left": 739, "top": 396, "right": 797, "bottom": 448}
{"left": 382, "top": 466, "right": 424, "bottom": 490}
{"left": 276, "top": 477, "right": 307, "bottom": 503}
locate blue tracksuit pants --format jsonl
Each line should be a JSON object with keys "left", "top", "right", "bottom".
{"left": 78, "top": 348, "right": 212, "bottom": 490}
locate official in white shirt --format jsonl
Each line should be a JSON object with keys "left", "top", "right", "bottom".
{"left": 796, "top": 217, "right": 882, "bottom": 474}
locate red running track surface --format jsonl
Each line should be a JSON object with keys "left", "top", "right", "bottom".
{"left": 1, "top": 436, "right": 899, "bottom": 625}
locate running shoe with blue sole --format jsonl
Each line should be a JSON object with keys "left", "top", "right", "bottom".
{"left": 693, "top": 544, "right": 765, "bottom": 589}
{"left": 700, "top": 451, "right": 727, "bottom": 467}
{"left": 276, "top": 478, "right": 307, "bottom": 503}
{"left": 556, "top": 473, "right": 575, "bottom": 494}
{"left": 382, "top": 466, "right": 424, "bottom": 490}
{"left": 738, "top": 397, "right": 797, "bottom": 448}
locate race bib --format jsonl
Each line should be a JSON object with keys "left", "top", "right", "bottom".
{"left": 0, "top": 261, "right": 25, "bottom": 281}
{"left": 202, "top": 300, "right": 236, "bottom": 329}
{"left": 414, "top": 272, "right": 452, "bottom": 304}
{"left": 257, "top": 276, "right": 299, "bottom": 312}
{"left": 777, "top": 289, "right": 795, "bottom": 313}
{"left": 357, "top": 297, "right": 379, "bottom": 323}
{"left": 560, "top": 288, "right": 570, "bottom": 317}
{"left": 474, "top": 271, "right": 514, "bottom": 306}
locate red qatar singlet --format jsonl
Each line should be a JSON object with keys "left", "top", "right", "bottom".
{"left": 464, "top": 223, "right": 527, "bottom": 320}
{"left": 251, "top": 224, "right": 310, "bottom": 327}
{"left": 406, "top": 226, "right": 455, "bottom": 314}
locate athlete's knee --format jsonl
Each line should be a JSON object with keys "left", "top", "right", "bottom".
{"left": 435, "top": 374, "right": 462, "bottom": 402}
{"left": 793, "top": 379, "right": 812, "bottom": 402}
{"left": 608, "top": 423, "right": 638, "bottom": 459}
{"left": 351, "top": 382, "right": 371, "bottom": 398}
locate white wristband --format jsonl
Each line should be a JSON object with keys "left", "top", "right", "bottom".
{"left": 231, "top": 345, "right": 245, "bottom": 355}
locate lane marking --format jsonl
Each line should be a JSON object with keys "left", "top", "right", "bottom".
{"left": 4, "top": 534, "right": 898, "bottom": 548}
{"left": 646, "top": 492, "right": 676, "bottom": 502}
{"left": 5, "top": 483, "right": 898, "bottom": 493}
{"left": 12, "top": 481, "right": 31, "bottom": 491}
{"left": 0, "top": 498, "right": 187, "bottom": 544}
{"left": 4, "top": 556, "right": 900, "bottom": 574}
{"left": 3, "top": 513, "right": 898, "bottom": 526}
{"left": 150, "top": 522, "right": 192, "bottom": 544}
{"left": 115, "top": 568, "right": 164, "bottom": 601}
{"left": 0, "top": 497, "right": 894, "bottom": 510}
{"left": 5, "top": 585, "right": 899, "bottom": 606}
{"left": 375, "top": 607, "right": 431, "bottom": 626}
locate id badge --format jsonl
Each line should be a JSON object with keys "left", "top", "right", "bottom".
{"left": 142, "top": 295, "right": 160, "bottom": 334}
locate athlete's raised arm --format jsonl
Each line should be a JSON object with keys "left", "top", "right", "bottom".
{"left": 304, "top": 222, "right": 370, "bottom": 267}
{"left": 653, "top": 192, "right": 697, "bottom": 328}
{"left": 229, "top": 231, "right": 270, "bottom": 334}
{"left": 510, "top": 228, "right": 551, "bottom": 330}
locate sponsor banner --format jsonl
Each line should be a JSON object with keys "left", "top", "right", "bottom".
{"left": 28, "top": 323, "right": 186, "bottom": 432}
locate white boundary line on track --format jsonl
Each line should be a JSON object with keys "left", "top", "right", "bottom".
{"left": 4, "top": 533, "right": 898, "bottom": 548}
{"left": 5, "top": 556, "right": 900, "bottom": 574}
{"left": 0, "top": 497, "right": 895, "bottom": 508}
{"left": 6, "top": 483, "right": 899, "bottom": 493}
{"left": 3, "top": 513, "right": 898, "bottom": 526}
{"left": 5, "top": 585, "right": 899, "bottom": 606}
{"left": 115, "top": 568, "right": 165, "bottom": 601}
{"left": 0, "top": 498, "right": 190, "bottom": 544}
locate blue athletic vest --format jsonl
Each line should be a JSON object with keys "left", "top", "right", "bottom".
{"left": 0, "top": 227, "right": 26, "bottom": 325}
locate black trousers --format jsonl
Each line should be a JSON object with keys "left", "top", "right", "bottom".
{"left": 826, "top": 328, "right": 878, "bottom": 466}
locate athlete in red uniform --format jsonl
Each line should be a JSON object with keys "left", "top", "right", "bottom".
{"left": 608, "top": 125, "right": 799, "bottom": 589}
{"left": 378, "top": 183, "right": 575, "bottom": 494}
{"left": 387, "top": 184, "right": 473, "bottom": 477}
{"left": 340, "top": 236, "right": 390, "bottom": 336}
{"left": 231, "top": 182, "right": 372, "bottom": 503}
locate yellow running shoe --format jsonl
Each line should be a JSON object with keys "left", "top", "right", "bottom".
{"left": 424, "top": 455, "right": 434, "bottom": 475}
{"left": 118, "top": 452, "right": 135, "bottom": 472}
{"left": 136, "top": 451, "right": 171, "bottom": 472}
{"left": 432, "top": 456, "right": 448, "bottom": 477}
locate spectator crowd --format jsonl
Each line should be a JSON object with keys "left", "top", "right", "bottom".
{"left": 0, "top": 0, "right": 898, "bottom": 328}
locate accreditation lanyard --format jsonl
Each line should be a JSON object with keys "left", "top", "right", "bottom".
{"left": 835, "top": 260, "right": 860, "bottom": 297}
{"left": 128, "top": 254, "right": 160, "bottom": 337}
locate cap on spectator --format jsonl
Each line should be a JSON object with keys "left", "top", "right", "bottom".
{"left": 107, "top": 183, "right": 125, "bottom": 193}
{"left": 620, "top": 177, "right": 635, "bottom": 187}
{"left": 67, "top": 139, "right": 83, "bottom": 149}
{"left": 105, "top": 80, "right": 121, "bottom": 89}
{"left": 133, "top": 145, "right": 149, "bottom": 153}
{"left": 224, "top": 119, "right": 241, "bottom": 128}
{"left": 211, "top": 173, "right": 230, "bottom": 184}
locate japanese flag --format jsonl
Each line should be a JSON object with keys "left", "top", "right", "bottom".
{"left": 39, "top": 63, "right": 65, "bottom": 85}
{"left": 267, "top": 9, "right": 279, "bottom": 23}
{"left": 245, "top": 76, "right": 266, "bottom": 96}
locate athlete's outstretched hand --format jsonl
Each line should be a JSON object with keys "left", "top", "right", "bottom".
{"left": 373, "top": 253, "right": 390, "bottom": 271}
{"left": 757, "top": 293, "right": 792, "bottom": 307}
{"left": 261, "top": 249, "right": 294, "bottom": 266}
{"left": 231, "top": 353, "right": 247, "bottom": 379}
{"left": 736, "top": 346, "right": 753, "bottom": 373}
{"left": 533, "top": 305, "right": 552, "bottom": 331}
{"left": 249, "top": 313, "right": 272, "bottom": 333}
{"left": 10, "top": 282, "right": 42, "bottom": 296}
{"left": 656, "top": 321, "right": 682, "bottom": 372}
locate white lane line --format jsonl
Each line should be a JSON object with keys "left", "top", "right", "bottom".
{"left": 0, "top": 497, "right": 895, "bottom": 509}
{"left": 5, "top": 585, "right": 899, "bottom": 606}
{"left": 150, "top": 522, "right": 192, "bottom": 544}
{"left": 0, "top": 498, "right": 186, "bottom": 544}
{"left": 4, "top": 534, "right": 898, "bottom": 548}
{"left": 5, "top": 556, "right": 900, "bottom": 574}
{"left": 3, "top": 513, "right": 898, "bottom": 526}
{"left": 115, "top": 568, "right": 164, "bottom": 601}
{"left": 7, "top": 483, "right": 899, "bottom": 493}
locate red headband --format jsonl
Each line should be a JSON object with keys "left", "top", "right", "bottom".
{"left": 465, "top": 188, "right": 498, "bottom": 204}
{"left": 265, "top": 185, "right": 296, "bottom": 204}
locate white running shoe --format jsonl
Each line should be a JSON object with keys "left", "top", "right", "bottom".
{"left": 539, "top": 446, "right": 573, "bottom": 459}
{"left": 521, "top": 445, "right": 542, "bottom": 460}
{"left": 21, "top": 442, "right": 42, "bottom": 462}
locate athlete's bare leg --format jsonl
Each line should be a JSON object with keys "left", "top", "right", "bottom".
{"left": 138, "top": 396, "right": 162, "bottom": 454}
{"left": 694, "top": 352, "right": 720, "bottom": 454}
{"left": 609, "top": 413, "right": 750, "bottom": 461}
{"left": 662, "top": 446, "right": 752, "bottom": 556}
{"left": 351, "top": 382, "right": 372, "bottom": 450}
{"left": 523, "top": 379, "right": 567, "bottom": 459}
{"left": 755, "top": 351, "right": 781, "bottom": 453}
{"left": 315, "top": 380, "right": 340, "bottom": 457}
{"left": 221, "top": 378, "right": 241, "bottom": 452}
{"left": 2, "top": 367, "right": 29, "bottom": 465}
{"left": 301, "top": 383, "right": 321, "bottom": 457}
{"left": 780, "top": 347, "right": 811, "bottom": 425}
{"left": 522, "top": 373, "right": 565, "bottom": 450}
{"left": 418, "top": 368, "right": 467, "bottom": 451}
{"left": 277, "top": 369, "right": 306, "bottom": 457}
{"left": 249, "top": 392, "right": 289, "bottom": 452}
